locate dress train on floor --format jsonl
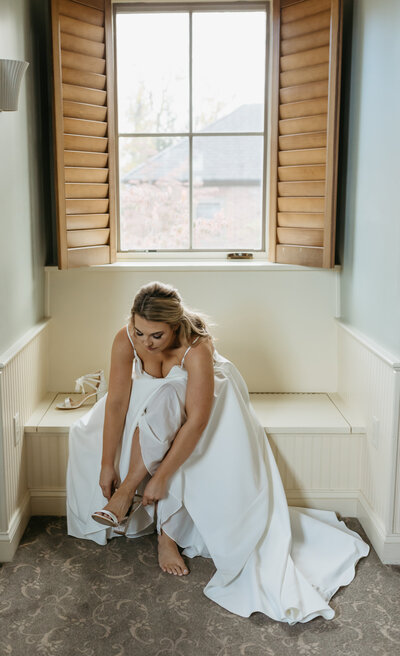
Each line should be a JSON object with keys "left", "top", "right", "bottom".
{"left": 67, "top": 351, "right": 369, "bottom": 623}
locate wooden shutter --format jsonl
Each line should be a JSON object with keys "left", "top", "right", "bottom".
{"left": 269, "top": 0, "right": 342, "bottom": 268}
{"left": 51, "top": 0, "right": 116, "bottom": 268}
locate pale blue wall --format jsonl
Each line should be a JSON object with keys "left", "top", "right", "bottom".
{"left": 340, "top": 0, "right": 400, "bottom": 357}
{"left": 1, "top": 0, "right": 399, "bottom": 362}
{"left": 0, "top": 0, "right": 49, "bottom": 355}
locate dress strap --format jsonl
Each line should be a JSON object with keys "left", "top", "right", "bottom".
{"left": 126, "top": 324, "right": 140, "bottom": 359}
{"left": 180, "top": 336, "right": 200, "bottom": 368}
{"left": 126, "top": 324, "right": 135, "bottom": 350}
{"left": 126, "top": 324, "right": 144, "bottom": 375}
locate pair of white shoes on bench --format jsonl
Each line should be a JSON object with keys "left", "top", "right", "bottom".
{"left": 56, "top": 371, "right": 107, "bottom": 410}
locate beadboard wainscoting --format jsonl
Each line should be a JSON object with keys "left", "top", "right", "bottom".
{"left": 3, "top": 317, "right": 400, "bottom": 565}
{"left": 269, "top": 434, "right": 363, "bottom": 517}
{"left": 26, "top": 433, "right": 364, "bottom": 518}
{"left": 28, "top": 431, "right": 69, "bottom": 516}
{"left": 25, "top": 392, "right": 365, "bottom": 519}
{"left": 336, "top": 320, "right": 400, "bottom": 563}
{"left": 0, "top": 321, "right": 50, "bottom": 561}
{"left": 25, "top": 392, "right": 96, "bottom": 516}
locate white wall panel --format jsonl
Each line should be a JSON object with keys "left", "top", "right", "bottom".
{"left": 0, "top": 321, "right": 49, "bottom": 531}
{"left": 27, "top": 434, "right": 68, "bottom": 490}
{"left": 393, "top": 374, "right": 400, "bottom": 533}
{"left": 46, "top": 267, "right": 339, "bottom": 393}
{"left": 268, "top": 433, "right": 362, "bottom": 492}
{"left": 336, "top": 321, "right": 400, "bottom": 535}
{"left": 26, "top": 431, "right": 363, "bottom": 514}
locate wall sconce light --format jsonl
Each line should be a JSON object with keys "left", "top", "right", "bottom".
{"left": 0, "top": 59, "right": 29, "bottom": 112}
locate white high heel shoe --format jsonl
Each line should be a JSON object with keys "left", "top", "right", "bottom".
{"left": 56, "top": 370, "right": 107, "bottom": 410}
{"left": 91, "top": 494, "right": 143, "bottom": 532}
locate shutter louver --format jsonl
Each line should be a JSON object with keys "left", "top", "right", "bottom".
{"left": 269, "top": 0, "right": 342, "bottom": 268}
{"left": 51, "top": 0, "right": 116, "bottom": 268}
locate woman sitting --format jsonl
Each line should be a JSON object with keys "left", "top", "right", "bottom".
{"left": 67, "top": 281, "right": 369, "bottom": 623}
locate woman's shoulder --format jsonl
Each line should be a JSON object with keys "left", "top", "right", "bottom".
{"left": 112, "top": 325, "right": 135, "bottom": 356}
{"left": 183, "top": 336, "right": 214, "bottom": 367}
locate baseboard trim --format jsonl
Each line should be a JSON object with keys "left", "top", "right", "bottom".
{"left": 30, "top": 489, "right": 361, "bottom": 520}
{"left": 30, "top": 489, "right": 66, "bottom": 516}
{"left": 358, "top": 492, "right": 400, "bottom": 564}
{"left": 286, "top": 489, "right": 359, "bottom": 516}
{"left": 0, "top": 492, "right": 31, "bottom": 562}
{"left": 24, "top": 489, "right": 400, "bottom": 565}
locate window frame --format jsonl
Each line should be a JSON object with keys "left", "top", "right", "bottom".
{"left": 113, "top": 0, "right": 271, "bottom": 261}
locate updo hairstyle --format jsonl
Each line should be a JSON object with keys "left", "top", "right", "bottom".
{"left": 131, "top": 281, "right": 212, "bottom": 345}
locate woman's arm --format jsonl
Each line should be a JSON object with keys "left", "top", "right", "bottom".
{"left": 142, "top": 341, "right": 214, "bottom": 505}
{"left": 100, "top": 328, "right": 134, "bottom": 499}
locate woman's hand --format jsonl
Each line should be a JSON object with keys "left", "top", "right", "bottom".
{"left": 99, "top": 463, "right": 119, "bottom": 500}
{"left": 142, "top": 474, "right": 168, "bottom": 506}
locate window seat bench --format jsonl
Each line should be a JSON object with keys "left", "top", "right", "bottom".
{"left": 25, "top": 393, "right": 365, "bottom": 517}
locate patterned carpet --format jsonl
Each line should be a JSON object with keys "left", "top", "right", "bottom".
{"left": 0, "top": 516, "right": 399, "bottom": 656}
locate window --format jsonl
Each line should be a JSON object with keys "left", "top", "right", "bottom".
{"left": 196, "top": 202, "right": 222, "bottom": 220}
{"left": 115, "top": 3, "right": 269, "bottom": 253}
{"left": 50, "top": 0, "right": 342, "bottom": 269}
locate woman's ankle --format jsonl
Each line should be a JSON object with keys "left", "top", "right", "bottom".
{"left": 158, "top": 530, "right": 175, "bottom": 545}
{"left": 116, "top": 477, "right": 138, "bottom": 497}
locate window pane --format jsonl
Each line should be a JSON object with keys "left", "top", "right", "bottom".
{"left": 119, "top": 137, "right": 189, "bottom": 251}
{"left": 192, "top": 136, "right": 263, "bottom": 250}
{"left": 116, "top": 13, "right": 189, "bottom": 134}
{"left": 193, "top": 12, "right": 266, "bottom": 133}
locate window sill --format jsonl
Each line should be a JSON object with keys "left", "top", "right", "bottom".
{"left": 45, "top": 260, "right": 341, "bottom": 273}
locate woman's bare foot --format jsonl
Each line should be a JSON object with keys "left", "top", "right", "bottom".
{"left": 158, "top": 530, "right": 189, "bottom": 576}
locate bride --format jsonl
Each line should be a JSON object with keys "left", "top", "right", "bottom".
{"left": 67, "top": 281, "right": 369, "bottom": 624}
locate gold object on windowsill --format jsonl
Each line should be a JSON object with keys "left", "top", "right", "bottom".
{"left": 227, "top": 253, "right": 254, "bottom": 259}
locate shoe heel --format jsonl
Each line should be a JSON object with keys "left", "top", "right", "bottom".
{"left": 96, "top": 370, "right": 107, "bottom": 401}
{"left": 114, "top": 496, "right": 143, "bottom": 536}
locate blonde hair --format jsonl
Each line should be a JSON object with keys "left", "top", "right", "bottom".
{"left": 131, "top": 281, "right": 212, "bottom": 344}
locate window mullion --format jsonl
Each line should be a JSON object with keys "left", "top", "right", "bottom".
{"left": 262, "top": 5, "right": 269, "bottom": 254}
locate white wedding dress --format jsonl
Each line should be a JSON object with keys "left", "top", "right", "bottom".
{"left": 67, "top": 328, "right": 369, "bottom": 624}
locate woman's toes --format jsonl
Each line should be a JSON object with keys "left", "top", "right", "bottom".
{"left": 158, "top": 532, "right": 189, "bottom": 576}
{"left": 161, "top": 561, "right": 189, "bottom": 576}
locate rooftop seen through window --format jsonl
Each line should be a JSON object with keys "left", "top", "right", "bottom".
{"left": 115, "top": 4, "right": 268, "bottom": 253}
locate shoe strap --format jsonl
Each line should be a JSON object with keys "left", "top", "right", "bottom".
{"left": 75, "top": 372, "right": 103, "bottom": 393}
